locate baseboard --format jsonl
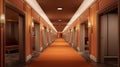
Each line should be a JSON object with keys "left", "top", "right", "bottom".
{"left": 90, "top": 54, "right": 97, "bottom": 62}
{"left": 77, "top": 47, "right": 80, "bottom": 52}
{"left": 71, "top": 43, "right": 74, "bottom": 47}
{"left": 104, "top": 56, "right": 118, "bottom": 58}
{"left": 40, "top": 47, "right": 43, "bottom": 51}
{"left": 26, "top": 54, "right": 32, "bottom": 62}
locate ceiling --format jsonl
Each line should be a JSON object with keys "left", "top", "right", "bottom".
{"left": 37, "top": 0, "right": 83, "bottom": 32}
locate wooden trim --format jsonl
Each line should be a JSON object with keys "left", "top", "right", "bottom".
{"left": 18, "top": 15, "right": 26, "bottom": 64}
{"left": 98, "top": 1, "right": 118, "bottom": 15}
{"left": 5, "top": 0, "right": 25, "bottom": 15}
{"left": 0, "top": 0, "right": 5, "bottom": 67}
{"left": 96, "top": 1, "right": 118, "bottom": 65}
{"left": 33, "top": 19, "right": 40, "bottom": 24}
{"left": 79, "top": 19, "right": 91, "bottom": 54}
{"left": 118, "top": 0, "right": 120, "bottom": 67}
{"left": 96, "top": 12, "right": 99, "bottom": 62}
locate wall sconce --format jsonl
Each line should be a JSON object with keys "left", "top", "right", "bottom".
{"left": 88, "top": 21, "right": 93, "bottom": 33}
{"left": 75, "top": 27, "right": 78, "bottom": 31}
{"left": 88, "top": 17, "right": 91, "bottom": 28}
{"left": 1, "top": 14, "right": 5, "bottom": 24}
{"left": 47, "top": 29, "right": 49, "bottom": 32}
{"left": 32, "top": 21, "right": 34, "bottom": 27}
{"left": 42, "top": 27, "right": 44, "bottom": 30}
{"left": 88, "top": 21, "right": 91, "bottom": 28}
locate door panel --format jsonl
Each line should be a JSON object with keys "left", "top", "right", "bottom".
{"left": 19, "top": 16, "right": 25, "bottom": 63}
{"left": 108, "top": 14, "right": 118, "bottom": 56}
{"left": 100, "top": 15, "right": 107, "bottom": 62}
{"left": 42, "top": 29, "right": 45, "bottom": 49}
{"left": 35, "top": 24, "right": 40, "bottom": 51}
{"left": 100, "top": 13, "right": 118, "bottom": 63}
{"left": 74, "top": 29, "right": 77, "bottom": 49}
{"left": 80, "top": 24, "right": 85, "bottom": 52}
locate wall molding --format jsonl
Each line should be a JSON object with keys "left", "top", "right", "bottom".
{"left": 90, "top": 54, "right": 97, "bottom": 62}
{"left": 26, "top": 54, "right": 32, "bottom": 62}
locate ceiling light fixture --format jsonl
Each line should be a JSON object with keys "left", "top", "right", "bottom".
{"left": 57, "top": 7, "right": 63, "bottom": 11}
{"left": 58, "top": 20, "right": 62, "bottom": 21}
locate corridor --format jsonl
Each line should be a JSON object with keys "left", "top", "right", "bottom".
{"left": 27, "top": 38, "right": 92, "bottom": 67}
{"left": 0, "top": 0, "right": 119, "bottom": 67}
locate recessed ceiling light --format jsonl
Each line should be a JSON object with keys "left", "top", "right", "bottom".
{"left": 57, "top": 7, "right": 63, "bottom": 11}
{"left": 58, "top": 20, "right": 62, "bottom": 21}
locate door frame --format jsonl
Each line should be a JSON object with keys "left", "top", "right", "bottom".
{"left": 80, "top": 23, "right": 85, "bottom": 52}
{"left": 42, "top": 26, "right": 47, "bottom": 49}
{"left": 96, "top": 1, "right": 119, "bottom": 64}
{"left": 4, "top": 1, "right": 26, "bottom": 65}
{"left": 0, "top": 0, "right": 5, "bottom": 67}
{"left": 73, "top": 26, "right": 77, "bottom": 49}
{"left": 118, "top": 0, "right": 120, "bottom": 67}
{"left": 80, "top": 20, "right": 90, "bottom": 54}
{"left": 31, "top": 20, "right": 40, "bottom": 53}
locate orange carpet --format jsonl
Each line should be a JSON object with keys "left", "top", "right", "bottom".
{"left": 27, "top": 38, "right": 93, "bottom": 67}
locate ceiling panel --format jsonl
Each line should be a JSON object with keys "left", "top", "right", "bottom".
{"left": 37, "top": 0, "right": 83, "bottom": 31}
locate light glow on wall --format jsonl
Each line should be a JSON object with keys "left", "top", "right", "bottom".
{"left": 1, "top": 14, "right": 5, "bottom": 23}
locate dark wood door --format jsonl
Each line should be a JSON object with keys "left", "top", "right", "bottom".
{"left": 19, "top": 15, "right": 25, "bottom": 64}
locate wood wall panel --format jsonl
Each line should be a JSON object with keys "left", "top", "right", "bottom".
{"left": 89, "top": 1, "right": 99, "bottom": 58}
{"left": 32, "top": 9, "right": 40, "bottom": 23}
{"left": 118, "top": 0, "right": 120, "bottom": 67}
{"left": 6, "top": 0, "right": 24, "bottom": 11}
{"left": 79, "top": 9, "right": 89, "bottom": 23}
{"left": 40, "top": 19, "right": 43, "bottom": 48}
{"left": 76, "top": 23, "right": 80, "bottom": 48}
{"left": 99, "top": 0, "right": 118, "bottom": 10}
{"left": 6, "top": 7, "right": 19, "bottom": 21}
{"left": 65, "top": 0, "right": 119, "bottom": 61}
{"left": 25, "top": 4, "right": 32, "bottom": 56}
{"left": 0, "top": 0, "right": 5, "bottom": 67}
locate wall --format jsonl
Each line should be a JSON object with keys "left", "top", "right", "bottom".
{"left": 0, "top": 0, "right": 56, "bottom": 63}
{"left": 89, "top": 1, "right": 99, "bottom": 61}
{"left": 64, "top": 0, "right": 118, "bottom": 62}
{"left": 6, "top": 0, "right": 25, "bottom": 12}
{"left": 25, "top": 4, "right": 32, "bottom": 60}
{"left": 32, "top": 9, "right": 40, "bottom": 23}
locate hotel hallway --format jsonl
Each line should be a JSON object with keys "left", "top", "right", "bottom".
{"left": 25, "top": 38, "right": 115, "bottom": 67}
{"left": 27, "top": 38, "right": 92, "bottom": 67}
